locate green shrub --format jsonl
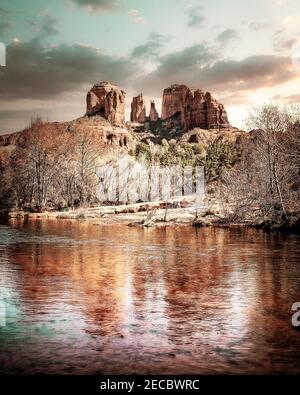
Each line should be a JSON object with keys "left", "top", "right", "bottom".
{"left": 132, "top": 141, "right": 237, "bottom": 182}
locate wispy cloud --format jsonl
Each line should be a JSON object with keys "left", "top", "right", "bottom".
{"left": 0, "top": 19, "right": 14, "bottom": 35}
{"left": 0, "top": 7, "right": 14, "bottom": 35}
{"left": 71, "top": 0, "right": 123, "bottom": 13}
{"left": 134, "top": 42, "right": 299, "bottom": 98}
{"left": 275, "top": 37, "right": 298, "bottom": 52}
{"left": 187, "top": 6, "right": 205, "bottom": 27}
{"left": 273, "top": 93, "right": 300, "bottom": 104}
{"left": 132, "top": 32, "right": 167, "bottom": 59}
{"left": 273, "top": 28, "right": 299, "bottom": 52}
{"left": 216, "top": 29, "right": 239, "bottom": 47}
{"left": 128, "top": 9, "right": 146, "bottom": 25}
{"left": 249, "top": 22, "right": 271, "bottom": 31}
{"left": 29, "top": 14, "right": 59, "bottom": 38}
{"left": 285, "top": 94, "right": 300, "bottom": 104}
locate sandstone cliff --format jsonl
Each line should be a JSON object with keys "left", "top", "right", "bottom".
{"left": 161, "top": 84, "right": 230, "bottom": 131}
{"left": 68, "top": 116, "right": 133, "bottom": 148}
{"left": 1, "top": 81, "right": 240, "bottom": 155}
{"left": 149, "top": 100, "right": 159, "bottom": 122}
{"left": 130, "top": 94, "right": 146, "bottom": 123}
{"left": 86, "top": 81, "right": 125, "bottom": 126}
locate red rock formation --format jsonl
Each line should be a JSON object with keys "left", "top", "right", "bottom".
{"left": 161, "top": 84, "right": 230, "bottom": 131}
{"left": 149, "top": 100, "right": 159, "bottom": 122}
{"left": 130, "top": 94, "right": 146, "bottom": 123}
{"left": 161, "top": 85, "right": 189, "bottom": 121}
{"left": 86, "top": 81, "right": 125, "bottom": 126}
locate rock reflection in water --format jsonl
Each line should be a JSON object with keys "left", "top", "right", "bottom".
{"left": 0, "top": 219, "right": 299, "bottom": 374}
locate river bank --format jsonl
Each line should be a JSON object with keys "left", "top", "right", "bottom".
{"left": 3, "top": 201, "right": 300, "bottom": 234}
{"left": 5, "top": 202, "right": 197, "bottom": 226}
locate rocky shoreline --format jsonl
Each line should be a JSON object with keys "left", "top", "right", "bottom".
{"left": 4, "top": 202, "right": 195, "bottom": 226}
{"left": 3, "top": 202, "right": 299, "bottom": 234}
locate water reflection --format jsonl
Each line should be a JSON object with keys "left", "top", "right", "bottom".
{"left": 0, "top": 220, "right": 299, "bottom": 374}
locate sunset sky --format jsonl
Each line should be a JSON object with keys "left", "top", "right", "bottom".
{"left": 0, "top": 0, "right": 300, "bottom": 133}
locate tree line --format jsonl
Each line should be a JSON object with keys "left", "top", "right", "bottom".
{"left": 219, "top": 104, "right": 300, "bottom": 229}
{"left": 0, "top": 118, "right": 104, "bottom": 212}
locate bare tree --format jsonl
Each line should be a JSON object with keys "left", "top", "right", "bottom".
{"left": 72, "top": 129, "right": 103, "bottom": 206}
{"left": 10, "top": 119, "right": 67, "bottom": 211}
{"left": 220, "top": 104, "right": 300, "bottom": 227}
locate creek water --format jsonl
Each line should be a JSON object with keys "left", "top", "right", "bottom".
{"left": 0, "top": 219, "right": 299, "bottom": 374}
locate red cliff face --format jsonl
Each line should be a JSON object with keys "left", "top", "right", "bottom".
{"left": 149, "top": 100, "right": 159, "bottom": 122}
{"left": 161, "top": 84, "right": 189, "bottom": 121}
{"left": 86, "top": 81, "right": 125, "bottom": 126}
{"left": 85, "top": 82, "right": 230, "bottom": 131}
{"left": 130, "top": 94, "right": 146, "bottom": 123}
{"left": 161, "top": 84, "right": 230, "bottom": 131}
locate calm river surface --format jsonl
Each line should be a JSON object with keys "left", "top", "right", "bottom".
{"left": 0, "top": 219, "right": 299, "bottom": 374}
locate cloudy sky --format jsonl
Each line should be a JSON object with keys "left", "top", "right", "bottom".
{"left": 0, "top": 0, "right": 299, "bottom": 133}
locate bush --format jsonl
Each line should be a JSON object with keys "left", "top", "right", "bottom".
{"left": 132, "top": 140, "right": 237, "bottom": 182}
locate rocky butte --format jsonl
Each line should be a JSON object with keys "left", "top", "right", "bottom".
{"left": 130, "top": 95, "right": 159, "bottom": 123}
{"left": 0, "top": 81, "right": 237, "bottom": 151}
{"left": 161, "top": 84, "right": 230, "bottom": 131}
{"left": 149, "top": 100, "right": 159, "bottom": 122}
{"left": 130, "top": 94, "right": 146, "bottom": 123}
{"left": 86, "top": 81, "right": 126, "bottom": 126}
{"left": 129, "top": 84, "right": 231, "bottom": 132}
{"left": 84, "top": 81, "right": 231, "bottom": 133}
